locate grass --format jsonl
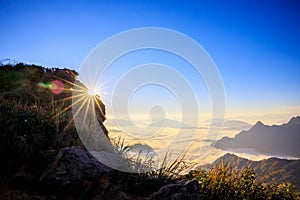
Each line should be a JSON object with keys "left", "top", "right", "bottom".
{"left": 0, "top": 95, "right": 81, "bottom": 159}
{"left": 188, "top": 161, "right": 300, "bottom": 200}
{"left": 111, "top": 136, "right": 190, "bottom": 174}
{"left": 109, "top": 136, "right": 192, "bottom": 196}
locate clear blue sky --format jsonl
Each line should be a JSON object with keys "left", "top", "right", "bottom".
{"left": 1, "top": 0, "right": 300, "bottom": 123}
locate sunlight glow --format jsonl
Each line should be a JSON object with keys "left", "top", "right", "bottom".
{"left": 88, "top": 88, "right": 96, "bottom": 96}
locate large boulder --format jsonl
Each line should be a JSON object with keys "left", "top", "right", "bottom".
{"left": 40, "top": 146, "right": 112, "bottom": 194}
{"left": 149, "top": 179, "right": 200, "bottom": 200}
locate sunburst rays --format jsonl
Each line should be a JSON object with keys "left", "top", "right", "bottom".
{"left": 38, "top": 74, "right": 108, "bottom": 134}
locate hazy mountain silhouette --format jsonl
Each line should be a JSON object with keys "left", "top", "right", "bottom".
{"left": 149, "top": 118, "right": 196, "bottom": 129}
{"left": 205, "top": 119, "right": 252, "bottom": 130}
{"left": 105, "top": 119, "right": 134, "bottom": 127}
{"left": 106, "top": 118, "right": 251, "bottom": 130}
{"left": 204, "top": 153, "right": 300, "bottom": 189}
{"left": 105, "top": 118, "right": 196, "bottom": 129}
{"left": 222, "top": 120, "right": 252, "bottom": 130}
{"left": 215, "top": 116, "right": 300, "bottom": 157}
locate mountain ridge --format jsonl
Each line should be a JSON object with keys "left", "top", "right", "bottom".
{"left": 214, "top": 116, "right": 300, "bottom": 157}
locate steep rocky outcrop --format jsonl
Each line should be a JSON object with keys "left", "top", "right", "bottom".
{"left": 149, "top": 179, "right": 200, "bottom": 200}
{"left": 40, "top": 146, "right": 112, "bottom": 194}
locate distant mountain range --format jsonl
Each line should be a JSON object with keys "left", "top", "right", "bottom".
{"left": 214, "top": 116, "right": 300, "bottom": 157}
{"left": 105, "top": 118, "right": 196, "bottom": 130}
{"left": 149, "top": 118, "right": 196, "bottom": 129}
{"left": 201, "top": 153, "right": 300, "bottom": 190}
{"left": 206, "top": 119, "right": 252, "bottom": 131}
{"left": 106, "top": 118, "right": 252, "bottom": 131}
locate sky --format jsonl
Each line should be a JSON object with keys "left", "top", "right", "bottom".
{"left": 1, "top": 0, "right": 300, "bottom": 124}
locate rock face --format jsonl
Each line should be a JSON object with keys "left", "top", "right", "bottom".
{"left": 40, "top": 146, "right": 112, "bottom": 193}
{"left": 149, "top": 179, "right": 200, "bottom": 200}
{"left": 94, "top": 94, "right": 109, "bottom": 136}
{"left": 39, "top": 146, "right": 201, "bottom": 199}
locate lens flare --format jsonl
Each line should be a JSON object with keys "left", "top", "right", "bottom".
{"left": 37, "top": 80, "right": 65, "bottom": 95}
{"left": 50, "top": 80, "right": 64, "bottom": 95}
{"left": 42, "top": 74, "right": 108, "bottom": 136}
{"left": 37, "top": 82, "right": 46, "bottom": 89}
{"left": 72, "top": 27, "right": 226, "bottom": 173}
{"left": 44, "top": 82, "right": 52, "bottom": 90}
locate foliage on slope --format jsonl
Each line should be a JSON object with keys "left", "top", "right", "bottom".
{"left": 0, "top": 63, "right": 81, "bottom": 175}
{"left": 189, "top": 162, "right": 300, "bottom": 200}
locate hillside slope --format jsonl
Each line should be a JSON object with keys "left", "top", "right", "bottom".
{"left": 210, "top": 153, "right": 300, "bottom": 189}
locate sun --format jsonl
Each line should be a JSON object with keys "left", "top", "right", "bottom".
{"left": 88, "top": 88, "right": 97, "bottom": 96}
{"left": 86, "top": 83, "right": 102, "bottom": 96}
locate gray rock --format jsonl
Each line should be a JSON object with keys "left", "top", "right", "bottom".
{"left": 40, "top": 146, "right": 112, "bottom": 193}
{"left": 149, "top": 179, "right": 200, "bottom": 200}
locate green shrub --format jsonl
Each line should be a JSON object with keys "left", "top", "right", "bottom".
{"left": 188, "top": 162, "right": 300, "bottom": 199}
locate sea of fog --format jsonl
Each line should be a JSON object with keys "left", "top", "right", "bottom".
{"left": 104, "top": 120, "right": 295, "bottom": 169}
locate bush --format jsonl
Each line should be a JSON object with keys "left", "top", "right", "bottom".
{"left": 188, "top": 162, "right": 300, "bottom": 199}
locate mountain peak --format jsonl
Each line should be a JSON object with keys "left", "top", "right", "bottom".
{"left": 254, "top": 121, "right": 264, "bottom": 127}
{"left": 287, "top": 116, "right": 300, "bottom": 125}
